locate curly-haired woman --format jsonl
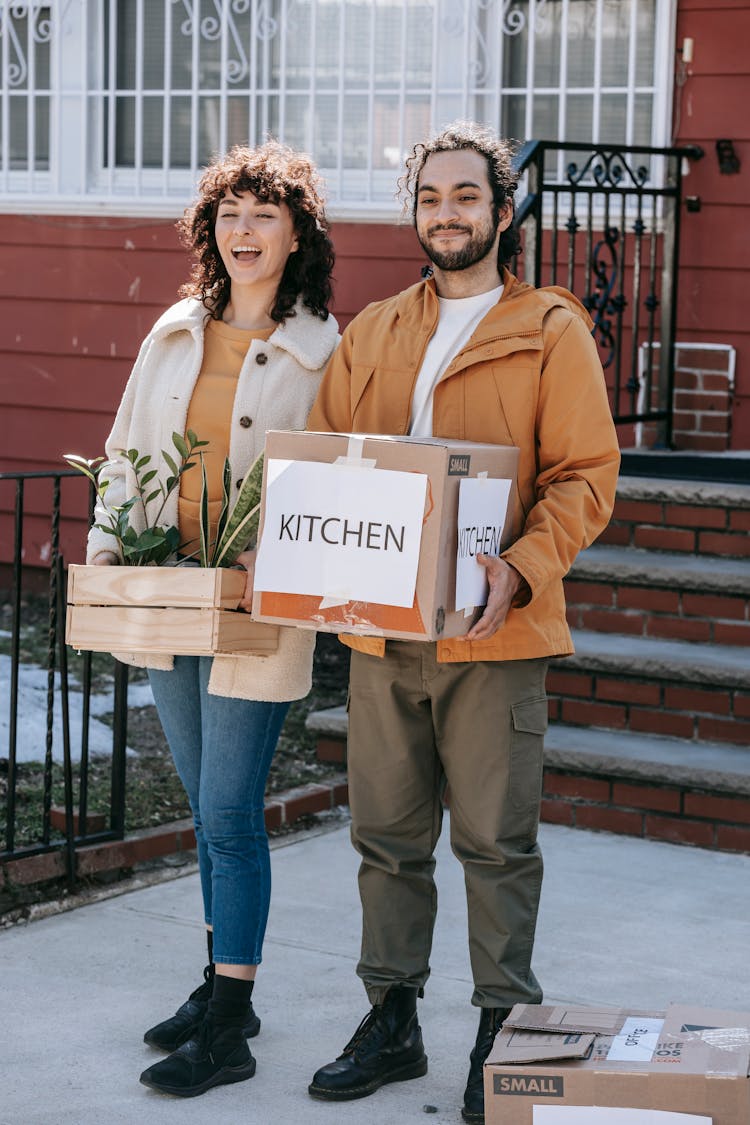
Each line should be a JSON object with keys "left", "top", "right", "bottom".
{"left": 86, "top": 142, "right": 338, "bottom": 1098}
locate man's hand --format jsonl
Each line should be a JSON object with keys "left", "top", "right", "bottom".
{"left": 234, "top": 549, "right": 257, "bottom": 612}
{"left": 465, "top": 556, "right": 523, "bottom": 641}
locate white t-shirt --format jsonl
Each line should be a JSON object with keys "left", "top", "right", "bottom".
{"left": 409, "top": 284, "right": 504, "bottom": 437}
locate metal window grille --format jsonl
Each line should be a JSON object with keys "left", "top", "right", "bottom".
{"left": 0, "top": 0, "right": 674, "bottom": 216}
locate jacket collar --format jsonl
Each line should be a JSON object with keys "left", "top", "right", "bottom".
{"left": 395, "top": 269, "right": 594, "bottom": 341}
{"left": 150, "top": 296, "right": 339, "bottom": 371}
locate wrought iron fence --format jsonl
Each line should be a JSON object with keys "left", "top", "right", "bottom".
{"left": 512, "top": 139, "right": 704, "bottom": 447}
{"left": 0, "top": 469, "right": 128, "bottom": 890}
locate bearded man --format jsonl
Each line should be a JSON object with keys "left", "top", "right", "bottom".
{"left": 306, "top": 121, "right": 620, "bottom": 1124}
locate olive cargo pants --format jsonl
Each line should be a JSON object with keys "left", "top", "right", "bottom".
{"left": 347, "top": 641, "right": 548, "bottom": 1009}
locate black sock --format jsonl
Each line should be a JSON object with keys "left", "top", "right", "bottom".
{"left": 209, "top": 975, "right": 254, "bottom": 1025}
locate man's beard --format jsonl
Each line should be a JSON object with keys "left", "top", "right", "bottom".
{"left": 417, "top": 214, "right": 499, "bottom": 272}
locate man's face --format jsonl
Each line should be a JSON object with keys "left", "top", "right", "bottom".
{"left": 414, "top": 149, "right": 509, "bottom": 273}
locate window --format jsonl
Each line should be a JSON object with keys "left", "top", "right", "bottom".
{"left": 0, "top": 0, "right": 676, "bottom": 215}
{"left": 0, "top": 3, "right": 52, "bottom": 174}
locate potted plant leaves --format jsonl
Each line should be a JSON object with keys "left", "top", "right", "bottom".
{"left": 64, "top": 432, "right": 278, "bottom": 656}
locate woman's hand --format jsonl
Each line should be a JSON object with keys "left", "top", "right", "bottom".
{"left": 92, "top": 552, "right": 119, "bottom": 566}
{"left": 234, "top": 549, "right": 257, "bottom": 612}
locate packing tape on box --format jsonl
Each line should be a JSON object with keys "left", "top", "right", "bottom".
{"left": 322, "top": 436, "right": 377, "bottom": 606}
{"left": 319, "top": 594, "right": 350, "bottom": 609}
{"left": 333, "top": 434, "right": 377, "bottom": 469}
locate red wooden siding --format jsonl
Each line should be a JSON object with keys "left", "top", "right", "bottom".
{"left": 0, "top": 0, "right": 747, "bottom": 513}
{"left": 0, "top": 217, "right": 425, "bottom": 566}
{"left": 0, "top": 216, "right": 423, "bottom": 479}
{"left": 674, "top": 0, "right": 750, "bottom": 448}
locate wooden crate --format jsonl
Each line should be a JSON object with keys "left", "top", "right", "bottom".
{"left": 66, "top": 564, "right": 279, "bottom": 656}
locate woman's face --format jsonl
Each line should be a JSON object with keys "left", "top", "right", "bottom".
{"left": 214, "top": 189, "right": 299, "bottom": 295}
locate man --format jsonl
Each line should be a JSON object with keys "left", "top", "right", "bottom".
{"left": 306, "top": 122, "right": 620, "bottom": 1123}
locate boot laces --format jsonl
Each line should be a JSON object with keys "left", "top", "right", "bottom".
{"left": 188, "top": 964, "right": 214, "bottom": 1003}
{"left": 341, "top": 1007, "right": 386, "bottom": 1059}
{"left": 472, "top": 1008, "right": 508, "bottom": 1064}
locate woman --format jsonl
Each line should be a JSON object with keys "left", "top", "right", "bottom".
{"left": 86, "top": 142, "right": 338, "bottom": 1098}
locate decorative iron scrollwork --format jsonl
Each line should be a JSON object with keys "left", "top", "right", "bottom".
{"left": 567, "top": 151, "right": 650, "bottom": 190}
{"left": 0, "top": 1, "right": 68, "bottom": 88}
{"left": 173, "top": 0, "right": 284, "bottom": 85}
{"left": 442, "top": 0, "right": 550, "bottom": 85}
{"left": 583, "top": 225, "right": 627, "bottom": 369}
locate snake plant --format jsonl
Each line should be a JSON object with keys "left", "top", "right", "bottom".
{"left": 65, "top": 432, "right": 264, "bottom": 569}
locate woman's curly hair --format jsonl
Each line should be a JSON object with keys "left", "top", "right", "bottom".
{"left": 398, "top": 120, "right": 522, "bottom": 267}
{"left": 177, "top": 140, "right": 334, "bottom": 323}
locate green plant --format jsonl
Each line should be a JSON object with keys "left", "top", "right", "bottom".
{"left": 206, "top": 449, "right": 264, "bottom": 567}
{"left": 65, "top": 433, "right": 264, "bottom": 568}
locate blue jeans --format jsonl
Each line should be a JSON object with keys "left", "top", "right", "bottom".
{"left": 148, "top": 656, "right": 289, "bottom": 965}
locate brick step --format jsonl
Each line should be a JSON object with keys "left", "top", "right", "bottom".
{"left": 550, "top": 629, "right": 750, "bottom": 746}
{"left": 304, "top": 705, "right": 750, "bottom": 853}
{"left": 560, "top": 629, "right": 749, "bottom": 689}
{"left": 542, "top": 724, "right": 750, "bottom": 851}
{"left": 601, "top": 475, "right": 750, "bottom": 558}
{"left": 565, "top": 546, "right": 750, "bottom": 646}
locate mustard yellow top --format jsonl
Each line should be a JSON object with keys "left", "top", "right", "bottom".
{"left": 178, "top": 318, "right": 273, "bottom": 556}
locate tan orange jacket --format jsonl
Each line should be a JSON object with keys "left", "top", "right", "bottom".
{"left": 308, "top": 270, "right": 621, "bottom": 662}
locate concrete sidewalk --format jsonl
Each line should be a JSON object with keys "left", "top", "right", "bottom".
{"left": 3, "top": 816, "right": 750, "bottom": 1125}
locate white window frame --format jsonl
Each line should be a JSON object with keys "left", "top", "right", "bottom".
{"left": 0, "top": 0, "right": 678, "bottom": 220}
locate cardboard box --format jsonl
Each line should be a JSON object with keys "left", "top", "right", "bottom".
{"left": 252, "top": 431, "right": 519, "bottom": 641}
{"left": 66, "top": 564, "right": 278, "bottom": 656}
{"left": 485, "top": 1003, "right": 750, "bottom": 1125}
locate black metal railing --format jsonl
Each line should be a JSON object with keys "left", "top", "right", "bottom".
{"left": 0, "top": 469, "right": 129, "bottom": 890}
{"left": 512, "top": 140, "right": 704, "bottom": 447}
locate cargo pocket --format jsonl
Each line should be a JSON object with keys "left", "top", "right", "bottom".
{"left": 509, "top": 695, "right": 548, "bottom": 818}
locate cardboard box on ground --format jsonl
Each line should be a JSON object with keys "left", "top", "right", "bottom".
{"left": 484, "top": 1003, "right": 750, "bottom": 1125}
{"left": 252, "top": 431, "right": 520, "bottom": 642}
{"left": 66, "top": 565, "right": 279, "bottom": 656}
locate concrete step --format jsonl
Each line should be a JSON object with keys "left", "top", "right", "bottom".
{"left": 616, "top": 473, "right": 750, "bottom": 507}
{"left": 619, "top": 451, "right": 750, "bottom": 487}
{"left": 560, "top": 629, "right": 750, "bottom": 690}
{"left": 304, "top": 704, "right": 750, "bottom": 798}
{"left": 602, "top": 474, "right": 750, "bottom": 559}
{"left": 544, "top": 722, "right": 750, "bottom": 797}
{"left": 570, "top": 544, "right": 750, "bottom": 596}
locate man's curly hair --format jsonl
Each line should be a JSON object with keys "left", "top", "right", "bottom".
{"left": 399, "top": 121, "right": 522, "bottom": 267}
{"left": 177, "top": 140, "right": 334, "bottom": 323}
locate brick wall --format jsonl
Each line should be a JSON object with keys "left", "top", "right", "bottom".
{"left": 542, "top": 771, "right": 750, "bottom": 853}
{"left": 598, "top": 495, "right": 750, "bottom": 558}
{"left": 673, "top": 343, "right": 736, "bottom": 450}
{"left": 546, "top": 668, "right": 750, "bottom": 745}
{"left": 639, "top": 341, "right": 736, "bottom": 451}
{"left": 564, "top": 579, "right": 750, "bottom": 647}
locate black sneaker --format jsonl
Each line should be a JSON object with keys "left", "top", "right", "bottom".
{"left": 308, "top": 985, "right": 428, "bottom": 1102}
{"left": 462, "top": 1006, "right": 511, "bottom": 1123}
{"left": 139, "top": 1014, "right": 256, "bottom": 1098}
{"left": 143, "top": 965, "right": 261, "bottom": 1051}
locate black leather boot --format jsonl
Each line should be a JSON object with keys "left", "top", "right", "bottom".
{"left": 143, "top": 965, "right": 261, "bottom": 1051}
{"left": 140, "top": 977, "right": 256, "bottom": 1098}
{"left": 308, "top": 985, "right": 428, "bottom": 1101}
{"left": 462, "top": 1006, "right": 511, "bottom": 1123}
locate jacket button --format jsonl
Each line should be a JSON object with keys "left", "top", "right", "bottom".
{"left": 255, "top": 352, "right": 268, "bottom": 365}
{"left": 239, "top": 415, "right": 253, "bottom": 428}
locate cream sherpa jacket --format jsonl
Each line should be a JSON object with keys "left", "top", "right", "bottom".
{"left": 86, "top": 296, "right": 339, "bottom": 702}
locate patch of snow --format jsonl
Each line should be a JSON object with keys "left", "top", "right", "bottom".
{"left": 0, "top": 656, "right": 154, "bottom": 765}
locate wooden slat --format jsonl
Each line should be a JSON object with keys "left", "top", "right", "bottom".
{"left": 67, "top": 564, "right": 246, "bottom": 608}
{"left": 66, "top": 605, "right": 278, "bottom": 656}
